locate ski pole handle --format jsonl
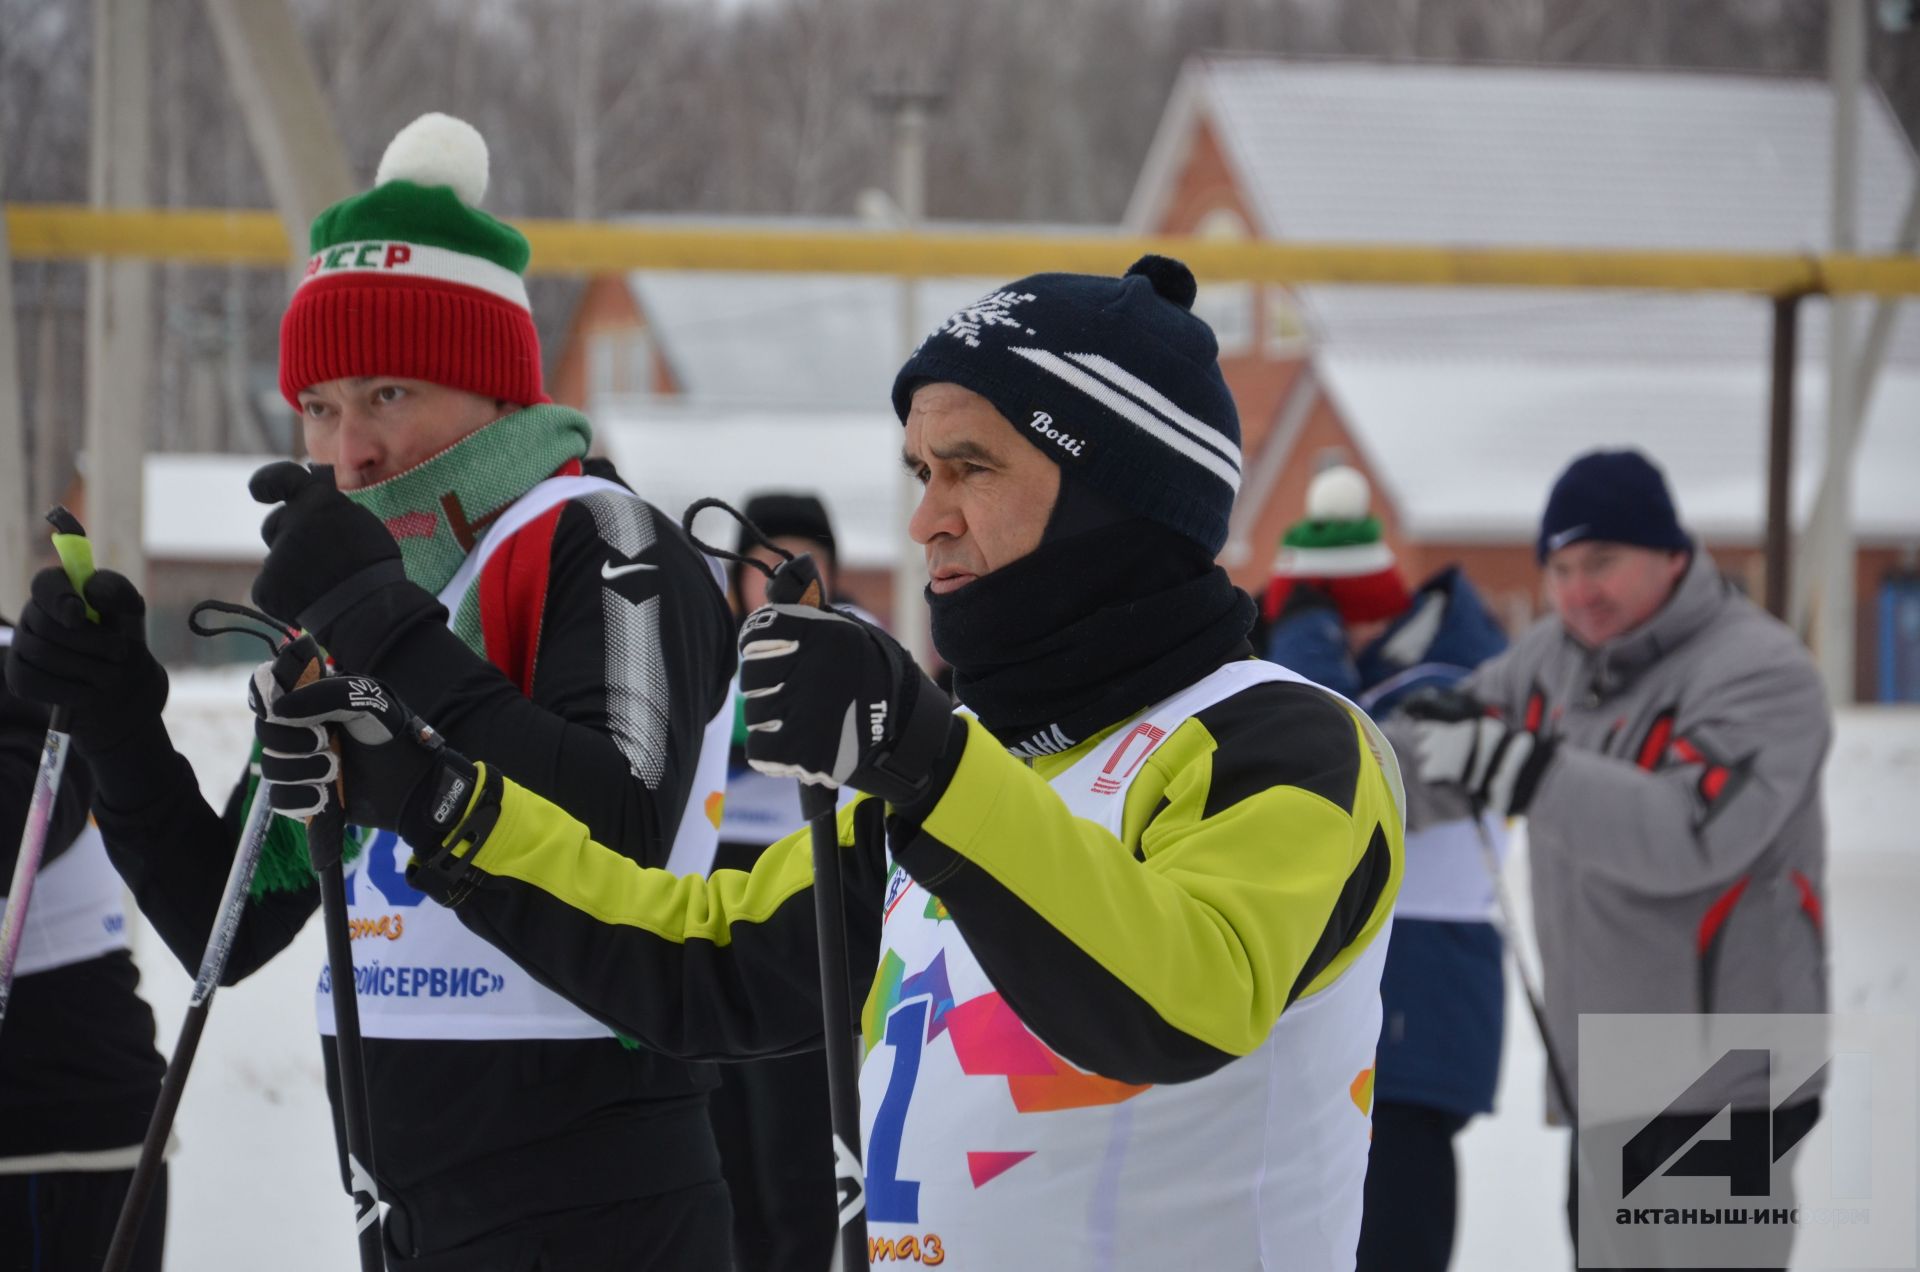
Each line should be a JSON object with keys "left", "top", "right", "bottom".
{"left": 764, "top": 550, "right": 826, "bottom": 610}
{"left": 47, "top": 506, "right": 97, "bottom": 624}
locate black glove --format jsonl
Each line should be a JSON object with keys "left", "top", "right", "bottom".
{"left": 250, "top": 668, "right": 487, "bottom": 856}
{"left": 1401, "top": 686, "right": 1556, "bottom": 817}
{"left": 739, "top": 604, "right": 955, "bottom": 808}
{"left": 249, "top": 461, "right": 407, "bottom": 638}
{"left": 4, "top": 567, "right": 166, "bottom": 753}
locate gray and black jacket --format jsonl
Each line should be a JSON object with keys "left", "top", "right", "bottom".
{"left": 1465, "top": 551, "right": 1829, "bottom": 1118}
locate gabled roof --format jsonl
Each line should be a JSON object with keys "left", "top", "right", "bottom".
{"left": 1127, "top": 58, "right": 1915, "bottom": 251}
{"left": 1126, "top": 58, "right": 1920, "bottom": 544}
{"left": 597, "top": 402, "right": 904, "bottom": 567}
{"left": 624, "top": 273, "right": 994, "bottom": 408}
{"left": 1317, "top": 355, "right": 1920, "bottom": 542}
{"left": 613, "top": 215, "right": 1111, "bottom": 409}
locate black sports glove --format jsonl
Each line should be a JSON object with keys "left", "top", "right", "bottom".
{"left": 4, "top": 567, "right": 166, "bottom": 754}
{"left": 1401, "top": 686, "right": 1556, "bottom": 817}
{"left": 249, "top": 461, "right": 408, "bottom": 638}
{"left": 250, "top": 668, "right": 487, "bottom": 855}
{"left": 739, "top": 603, "right": 955, "bottom": 808}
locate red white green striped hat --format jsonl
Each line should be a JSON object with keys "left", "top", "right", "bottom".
{"left": 1264, "top": 466, "right": 1411, "bottom": 624}
{"left": 278, "top": 112, "right": 546, "bottom": 409}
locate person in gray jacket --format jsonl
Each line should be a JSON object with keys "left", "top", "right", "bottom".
{"left": 1405, "top": 449, "right": 1829, "bottom": 1272}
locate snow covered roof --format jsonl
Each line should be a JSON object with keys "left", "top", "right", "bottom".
{"left": 613, "top": 215, "right": 1113, "bottom": 409}
{"left": 1318, "top": 354, "right": 1920, "bottom": 542}
{"left": 1128, "top": 58, "right": 1916, "bottom": 252}
{"left": 145, "top": 453, "right": 269, "bottom": 562}
{"left": 1124, "top": 59, "right": 1920, "bottom": 544}
{"left": 624, "top": 273, "right": 997, "bottom": 408}
{"left": 596, "top": 401, "right": 906, "bottom": 568}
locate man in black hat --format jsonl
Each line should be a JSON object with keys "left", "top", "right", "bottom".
{"left": 249, "top": 257, "right": 1405, "bottom": 1270}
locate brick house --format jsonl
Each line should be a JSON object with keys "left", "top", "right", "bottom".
{"left": 1123, "top": 57, "right": 1920, "bottom": 697}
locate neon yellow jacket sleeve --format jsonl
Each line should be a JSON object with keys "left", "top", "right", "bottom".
{"left": 420, "top": 776, "right": 888, "bottom": 1061}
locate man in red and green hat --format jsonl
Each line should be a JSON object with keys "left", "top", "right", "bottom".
{"left": 6, "top": 113, "right": 738, "bottom": 1267}
{"left": 1263, "top": 466, "right": 1510, "bottom": 1272}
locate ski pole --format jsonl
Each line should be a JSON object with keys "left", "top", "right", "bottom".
{"left": 102, "top": 629, "right": 323, "bottom": 1272}
{"left": 1471, "top": 809, "right": 1618, "bottom": 1265}
{"left": 1463, "top": 804, "right": 1577, "bottom": 1124}
{"left": 764, "top": 552, "right": 869, "bottom": 1272}
{"left": 0, "top": 508, "right": 95, "bottom": 1037}
{"left": 306, "top": 698, "right": 387, "bottom": 1271}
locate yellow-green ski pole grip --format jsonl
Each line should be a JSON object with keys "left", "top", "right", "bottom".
{"left": 45, "top": 507, "right": 97, "bottom": 623}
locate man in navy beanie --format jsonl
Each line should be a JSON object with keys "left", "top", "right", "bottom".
{"left": 245, "top": 256, "right": 1406, "bottom": 1269}
{"left": 1405, "top": 447, "right": 1830, "bottom": 1271}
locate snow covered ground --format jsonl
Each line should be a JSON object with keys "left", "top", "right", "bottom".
{"left": 132, "top": 671, "right": 1919, "bottom": 1269}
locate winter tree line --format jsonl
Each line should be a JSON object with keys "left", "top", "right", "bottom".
{"left": 1, "top": 0, "right": 1914, "bottom": 515}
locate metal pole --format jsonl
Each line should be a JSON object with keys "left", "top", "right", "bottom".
{"left": 1765, "top": 296, "right": 1800, "bottom": 620}
{"left": 1808, "top": 0, "right": 1866, "bottom": 696}
{"left": 200, "top": 0, "right": 354, "bottom": 251}
{"left": 0, "top": 194, "right": 29, "bottom": 609}
{"left": 873, "top": 82, "right": 944, "bottom": 669}
{"left": 85, "top": 0, "right": 153, "bottom": 590}
{"left": 1793, "top": 176, "right": 1920, "bottom": 622}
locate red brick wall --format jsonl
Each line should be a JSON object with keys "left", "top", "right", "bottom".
{"left": 549, "top": 277, "right": 681, "bottom": 409}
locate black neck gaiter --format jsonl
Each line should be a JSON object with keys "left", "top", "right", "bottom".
{"left": 927, "top": 519, "right": 1256, "bottom": 758}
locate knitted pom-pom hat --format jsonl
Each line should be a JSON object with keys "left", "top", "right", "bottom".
{"left": 1263, "top": 466, "right": 1411, "bottom": 625}
{"left": 891, "top": 255, "right": 1241, "bottom": 557}
{"left": 278, "top": 112, "right": 547, "bottom": 409}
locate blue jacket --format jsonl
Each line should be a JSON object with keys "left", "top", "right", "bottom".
{"left": 1266, "top": 567, "right": 1509, "bottom": 1116}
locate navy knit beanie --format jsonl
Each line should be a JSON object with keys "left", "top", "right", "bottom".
{"left": 1538, "top": 449, "right": 1692, "bottom": 563}
{"left": 890, "top": 255, "right": 1241, "bottom": 556}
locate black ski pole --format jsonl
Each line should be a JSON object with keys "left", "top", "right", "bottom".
{"left": 308, "top": 727, "right": 386, "bottom": 1271}
{"left": 102, "top": 628, "right": 322, "bottom": 1272}
{"left": 0, "top": 508, "right": 96, "bottom": 1038}
{"left": 765, "top": 553, "right": 869, "bottom": 1272}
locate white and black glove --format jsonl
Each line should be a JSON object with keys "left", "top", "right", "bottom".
{"left": 249, "top": 667, "right": 488, "bottom": 853}
{"left": 1402, "top": 687, "right": 1556, "bottom": 817}
{"left": 739, "top": 602, "right": 955, "bottom": 807}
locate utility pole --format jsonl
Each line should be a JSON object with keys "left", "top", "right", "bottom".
{"left": 869, "top": 77, "right": 946, "bottom": 670}
{"left": 202, "top": 0, "right": 355, "bottom": 251}
{"left": 1806, "top": 0, "right": 1867, "bottom": 702}
{"left": 85, "top": 0, "right": 154, "bottom": 586}
{"left": 0, "top": 193, "right": 27, "bottom": 609}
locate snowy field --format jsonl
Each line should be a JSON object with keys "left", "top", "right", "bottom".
{"left": 132, "top": 667, "right": 1920, "bottom": 1269}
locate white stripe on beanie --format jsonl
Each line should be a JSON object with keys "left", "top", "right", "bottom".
{"left": 296, "top": 240, "right": 531, "bottom": 310}
{"left": 1064, "top": 352, "right": 1242, "bottom": 472}
{"left": 1008, "top": 347, "right": 1240, "bottom": 492}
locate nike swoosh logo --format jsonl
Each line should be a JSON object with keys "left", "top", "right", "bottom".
{"left": 601, "top": 560, "right": 658, "bottom": 580}
{"left": 1546, "top": 524, "right": 1591, "bottom": 552}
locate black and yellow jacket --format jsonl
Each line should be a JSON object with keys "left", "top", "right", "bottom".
{"left": 414, "top": 665, "right": 1402, "bottom": 1088}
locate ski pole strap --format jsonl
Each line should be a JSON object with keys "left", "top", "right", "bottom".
{"left": 46, "top": 506, "right": 96, "bottom": 622}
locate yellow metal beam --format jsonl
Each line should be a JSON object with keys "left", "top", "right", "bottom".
{"left": 9, "top": 203, "right": 1920, "bottom": 296}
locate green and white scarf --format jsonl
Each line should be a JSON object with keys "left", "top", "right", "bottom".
{"left": 343, "top": 404, "right": 593, "bottom": 654}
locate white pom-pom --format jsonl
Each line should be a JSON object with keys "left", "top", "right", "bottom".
{"left": 1306, "top": 466, "right": 1371, "bottom": 522}
{"left": 375, "top": 113, "right": 489, "bottom": 207}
